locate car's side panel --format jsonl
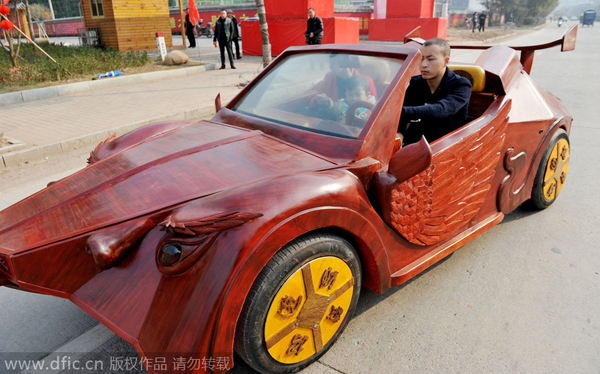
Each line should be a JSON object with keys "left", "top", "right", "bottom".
{"left": 499, "top": 73, "right": 573, "bottom": 213}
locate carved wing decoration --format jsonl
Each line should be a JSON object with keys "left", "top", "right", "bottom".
{"left": 390, "top": 121, "right": 507, "bottom": 246}
{"left": 87, "top": 133, "right": 117, "bottom": 164}
{"left": 160, "top": 211, "right": 263, "bottom": 237}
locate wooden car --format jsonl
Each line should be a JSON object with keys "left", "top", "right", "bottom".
{"left": 0, "top": 26, "right": 577, "bottom": 374}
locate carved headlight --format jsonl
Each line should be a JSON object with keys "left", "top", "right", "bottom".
{"left": 158, "top": 244, "right": 182, "bottom": 266}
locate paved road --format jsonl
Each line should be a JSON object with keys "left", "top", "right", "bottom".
{"left": 1, "top": 24, "right": 598, "bottom": 374}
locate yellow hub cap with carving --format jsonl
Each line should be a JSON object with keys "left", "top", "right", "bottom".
{"left": 264, "top": 256, "right": 355, "bottom": 364}
{"left": 543, "top": 138, "right": 569, "bottom": 201}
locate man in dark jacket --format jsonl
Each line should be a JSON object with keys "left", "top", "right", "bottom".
{"left": 213, "top": 9, "right": 235, "bottom": 69}
{"left": 227, "top": 9, "right": 241, "bottom": 59}
{"left": 479, "top": 11, "right": 487, "bottom": 32}
{"left": 184, "top": 8, "right": 196, "bottom": 48}
{"left": 399, "top": 38, "right": 472, "bottom": 144}
{"left": 305, "top": 8, "right": 323, "bottom": 45}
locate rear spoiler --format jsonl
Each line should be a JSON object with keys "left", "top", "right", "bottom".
{"left": 403, "top": 24, "right": 578, "bottom": 74}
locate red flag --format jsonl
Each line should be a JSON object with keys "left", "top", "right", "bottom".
{"left": 187, "top": 0, "right": 199, "bottom": 25}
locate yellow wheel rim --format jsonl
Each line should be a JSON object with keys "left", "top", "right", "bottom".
{"left": 543, "top": 138, "right": 569, "bottom": 202}
{"left": 264, "top": 256, "right": 355, "bottom": 364}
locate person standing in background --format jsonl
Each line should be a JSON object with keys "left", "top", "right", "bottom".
{"left": 213, "top": 9, "right": 236, "bottom": 69}
{"left": 184, "top": 8, "right": 196, "bottom": 48}
{"left": 305, "top": 8, "right": 323, "bottom": 45}
{"left": 227, "top": 9, "right": 242, "bottom": 59}
{"left": 472, "top": 12, "right": 477, "bottom": 33}
{"left": 479, "top": 11, "right": 487, "bottom": 32}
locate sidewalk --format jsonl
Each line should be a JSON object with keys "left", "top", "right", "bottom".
{"left": 0, "top": 37, "right": 265, "bottom": 167}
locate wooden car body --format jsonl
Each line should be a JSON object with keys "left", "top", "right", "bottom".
{"left": 0, "top": 27, "right": 576, "bottom": 374}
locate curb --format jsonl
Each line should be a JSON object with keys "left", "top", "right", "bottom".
{"left": 0, "top": 63, "right": 217, "bottom": 107}
{"left": 1, "top": 104, "right": 216, "bottom": 168}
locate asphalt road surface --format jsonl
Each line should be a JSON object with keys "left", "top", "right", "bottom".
{"left": 1, "top": 23, "right": 598, "bottom": 374}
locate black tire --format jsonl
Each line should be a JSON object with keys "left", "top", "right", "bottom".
{"left": 235, "top": 233, "right": 361, "bottom": 374}
{"left": 529, "top": 129, "right": 570, "bottom": 209}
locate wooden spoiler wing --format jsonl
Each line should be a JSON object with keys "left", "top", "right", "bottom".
{"left": 404, "top": 24, "right": 578, "bottom": 74}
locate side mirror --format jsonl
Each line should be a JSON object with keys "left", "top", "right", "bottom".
{"left": 388, "top": 136, "right": 433, "bottom": 185}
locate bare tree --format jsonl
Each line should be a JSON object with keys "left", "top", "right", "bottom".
{"left": 29, "top": 4, "right": 50, "bottom": 38}
{"left": 255, "top": 0, "right": 271, "bottom": 68}
{"left": 1, "top": 11, "right": 23, "bottom": 68}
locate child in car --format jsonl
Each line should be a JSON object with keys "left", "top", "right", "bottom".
{"left": 314, "top": 74, "right": 376, "bottom": 124}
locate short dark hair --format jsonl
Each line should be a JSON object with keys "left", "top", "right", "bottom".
{"left": 346, "top": 74, "right": 370, "bottom": 94}
{"left": 423, "top": 37, "right": 450, "bottom": 58}
{"left": 308, "top": 8, "right": 315, "bottom": 12}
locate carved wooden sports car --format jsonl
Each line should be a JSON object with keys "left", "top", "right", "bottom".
{"left": 0, "top": 26, "right": 577, "bottom": 374}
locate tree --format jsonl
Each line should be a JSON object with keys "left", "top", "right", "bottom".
{"left": 28, "top": 3, "right": 50, "bottom": 39}
{"left": 481, "top": 0, "right": 558, "bottom": 25}
{"left": 255, "top": 0, "right": 271, "bottom": 68}
{"left": 1, "top": 3, "right": 23, "bottom": 68}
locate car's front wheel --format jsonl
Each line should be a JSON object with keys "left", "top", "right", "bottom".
{"left": 529, "top": 128, "right": 570, "bottom": 209}
{"left": 235, "top": 233, "right": 361, "bottom": 374}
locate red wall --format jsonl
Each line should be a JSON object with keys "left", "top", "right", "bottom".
{"left": 387, "top": 0, "right": 434, "bottom": 18}
{"left": 369, "top": 17, "right": 447, "bottom": 41}
{"left": 263, "top": 0, "right": 334, "bottom": 19}
{"left": 241, "top": 17, "right": 359, "bottom": 56}
{"left": 335, "top": 12, "right": 372, "bottom": 35}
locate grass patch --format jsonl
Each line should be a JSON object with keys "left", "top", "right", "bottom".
{"left": 0, "top": 42, "right": 149, "bottom": 90}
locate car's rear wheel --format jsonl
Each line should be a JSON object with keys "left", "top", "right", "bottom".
{"left": 235, "top": 233, "right": 361, "bottom": 374}
{"left": 529, "top": 129, "right": 570, "bottom": 209}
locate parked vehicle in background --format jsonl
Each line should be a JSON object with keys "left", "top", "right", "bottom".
{"left": 196, "top": 19, "right": 213, "bottom": 38}
{"left": 582, "top": 9, "right": 596, "bottom": 27}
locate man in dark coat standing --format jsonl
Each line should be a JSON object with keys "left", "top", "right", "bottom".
{"left": 213, "top": 9, "right": 235, "bottom": 69}
{"left": 479, "top": 11, "right": 487, "bottom": 32}
{"left": 184, "top": 8, "right": 196, "bottom": 48}
{"left": 227, "top": 9, "right": 241, "bottom": 59}
{"left": 305, "top": 8, "right": 323, "bottom": 45}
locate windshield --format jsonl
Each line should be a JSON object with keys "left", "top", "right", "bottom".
{"left": 232, "top": 53, "right": 404, "bottom": 139}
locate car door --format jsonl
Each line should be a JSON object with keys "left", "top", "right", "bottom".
{"left": 373, "top": 97, "right": 511, "bottom": 246}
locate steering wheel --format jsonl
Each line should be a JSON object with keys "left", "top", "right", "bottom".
{"left": 313, "top": 120, "right": 355, "bottom": 137}
{"left": 345, "top": 100, "right": 376, "bottom": 129}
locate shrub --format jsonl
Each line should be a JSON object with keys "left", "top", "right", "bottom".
{"left": 0, "top": 43, "right": 149, "bottom": 87}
